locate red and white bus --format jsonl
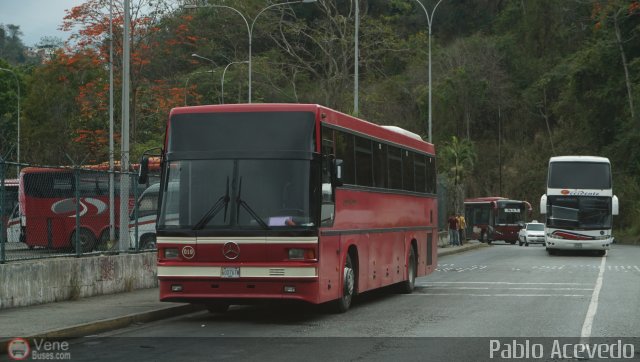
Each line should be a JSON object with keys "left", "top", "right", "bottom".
{"left": 14, "top": 165, "right": 158, "bottom": 252}
{"left": 142, "top": 103, "right": 438, "bottom": 312}
{"left": 464, "top": 197, "right": 532, "bottom": 244}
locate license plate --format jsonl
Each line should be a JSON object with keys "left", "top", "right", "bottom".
{"left": 574, "top": 243, "right": 582, "bottom": 248}
{"left": 222, "top": 267, "right": 240, "bottom": 278}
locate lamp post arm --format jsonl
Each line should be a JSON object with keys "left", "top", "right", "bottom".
{"left": 184, "top": 70, "right": 214, "bottom": 106}
{"left": 249, "top": 1, "right": 302, "bottom": 103}
{"left": 204, "top": 4, "right": 251, "bottom": 102}
{"left": 413, "top": 0, "right": 443, "bottom": 29}
{"left": 221, "top": 61, "right": 249, "bottom": 104}
{"left": 412, "top": 0, "right": 443, "bottom": 143}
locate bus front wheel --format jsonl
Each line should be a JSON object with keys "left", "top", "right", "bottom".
{"left": 333, "top": 253, "right": 355, "bottom": 313}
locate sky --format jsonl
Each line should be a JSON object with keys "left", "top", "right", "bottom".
{"left": 0, "top": 0, "right": 85, "bottom": 47}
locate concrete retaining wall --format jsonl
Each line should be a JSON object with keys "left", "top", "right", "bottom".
{"left": 438, "top": 231, "right": 449, "bottom": 247}
{"left": 0, "top": 253, "right": 157, "bottom": 309}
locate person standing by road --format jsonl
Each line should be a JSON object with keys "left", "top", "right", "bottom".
{"left": 457, "top": 214, "right": 466, "bottom": 245}
{"left": 448, "top": 214, "right": 459, "bottom": 246}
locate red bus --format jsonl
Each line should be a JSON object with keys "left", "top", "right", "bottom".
{"left": 143, "top": 104, "right": 438, "bottom": 312}
{"left": 464, "top": 197, "right": 532, "bottom": 244}
{"left": 15, "top": 165, "right": 158, "bottom": 252}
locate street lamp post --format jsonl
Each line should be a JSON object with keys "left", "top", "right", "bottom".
{"left": 354, "top": 0, "right": 359, "bottom": 116}
{"left": 221, "top": 61, "right": 248, "bottom": 104}
{"left": 0, "top": 67, "right": 20, "bottom": 176}
{"left": 412, "top": 0, "right": 443, "bottom": 143}
{"left": 184, "top": 0, "right": 316, "bottom": 103}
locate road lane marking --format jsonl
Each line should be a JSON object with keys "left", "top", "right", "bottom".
{"left": 417, "top": 281, "right": 591, "bottom": 285}
{"left": 580, "top": 256, "right": 606, "bottom": 339}
{"left": 424, "top": 287, "right": 594, "bottom": 291}
{"left": 407, "top": 293, "right": 586, "bottom": 297}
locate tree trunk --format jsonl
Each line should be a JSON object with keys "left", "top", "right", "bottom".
{"left": 613, "top": 10, "right": 636, "bottom": 121}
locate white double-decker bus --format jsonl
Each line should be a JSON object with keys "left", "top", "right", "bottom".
{"left": 540, "top": 156, "right": 619, "bottom": 256}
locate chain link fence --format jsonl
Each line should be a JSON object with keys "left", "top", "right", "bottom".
{"left": 0, "top": 158, "right": 160, "bottom": 263}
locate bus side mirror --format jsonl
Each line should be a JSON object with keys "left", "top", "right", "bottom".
{"left": 540, "top": 194, "right": 547, "bottom": 214}
{"left": 138, "top": 156, "right": 149, "bottom": 185}
{"left": 332, "top": 159, "right": 344, "bottom": 187}
{"left": 612, "top": 195, "right": 619, "bottom": 216}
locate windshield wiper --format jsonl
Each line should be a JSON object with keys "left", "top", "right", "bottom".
{"left": 192, "top": 177, "right": 230, "bottom": 230}
{"left": 236, "top": 177, "right": 270, "bottom": 230}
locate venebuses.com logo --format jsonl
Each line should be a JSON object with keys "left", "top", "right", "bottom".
{"left": 7, "top": 337, "right": 72, "bottom": 360}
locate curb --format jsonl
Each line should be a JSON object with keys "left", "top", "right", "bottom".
{"left": 1, "top": 303, "right": 204, "bottom": 355}
{"left": 2, "top": 242, "right": 487, "bottom": 355}
{"left": 438, "top": 242, "right": 488, "bottom": 257}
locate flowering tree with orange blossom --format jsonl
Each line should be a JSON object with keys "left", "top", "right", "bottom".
{"left": 60, "top": 0, "right": 201, "bottom": 163}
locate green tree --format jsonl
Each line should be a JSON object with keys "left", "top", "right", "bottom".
{"left": 0, "top": 61, "right": 23, "bottom": 164}
{"left": 439, "top": 136, "right": 476, "bottom": 213}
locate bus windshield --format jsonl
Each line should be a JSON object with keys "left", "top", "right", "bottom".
{"left": 548, "top": 162, "right": 611, "bottom": 189}
{"left": 158, "top": 159, "right": 317, "bottom": 230}
{"left": 495, "top": 202, "right": 525, "bottom": 225}
{"left": 546, "top": 195, "right": 612, "bottom": 229}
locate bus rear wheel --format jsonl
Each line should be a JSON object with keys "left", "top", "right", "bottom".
{"left": 332, "top": 253, "right": 355, "bottom": 313}
{"left": 398, "top": 246, "right": 417, "bottom": 294}
{"left": 71, "top": 228, "right": 96, "bottom": 253}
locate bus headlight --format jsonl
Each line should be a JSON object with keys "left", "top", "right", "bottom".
{"left": 164, "top": 248, "right": 180, "bottom": 259}
{"left": 288, "top": 248, "right": 316, "bottom": 260}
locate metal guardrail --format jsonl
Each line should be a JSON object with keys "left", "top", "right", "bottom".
{"left": 0, "top": 159, "right": 159, "bottom": 263}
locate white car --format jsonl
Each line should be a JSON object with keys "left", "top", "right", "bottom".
{"left": 518, "top": 222, "right": 545, "bottom": 246}
{"left": 129, "top": 183, "right": 159, "bottom": 250}
{"left": 5, "top": 204, "right": 24, "bottom": 243}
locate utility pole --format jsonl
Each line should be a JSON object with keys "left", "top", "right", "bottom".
{"left": 119, "top": 0, "right": 131, "bottom": 251}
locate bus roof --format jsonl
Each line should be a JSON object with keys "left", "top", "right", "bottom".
{"left": 464, "top": 197, "right": 532, "bottom": 210}
{"left": 549, "top": 156, "right": 610, "bottom": 164}
{"left": 464, "top": 196, "right": 509, "bottom": 203}
{"left": 17, "top": 157, "right": 161, "bottom": 175}
{"left": 168, "top": 103, "right": 434, "bottom": 155}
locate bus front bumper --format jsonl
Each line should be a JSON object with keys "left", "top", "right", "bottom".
{"left": 158, "top": 277, "right": 322, "bottom": 305}
{"left": 545, "top": 237, "right": 613, "bottom": 250}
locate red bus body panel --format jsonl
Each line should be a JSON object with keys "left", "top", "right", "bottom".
{"left": 18, "top": 164, "right": 159, "bottom": 250}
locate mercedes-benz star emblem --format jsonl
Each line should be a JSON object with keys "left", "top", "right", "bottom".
{"left": 223, "top": 241, "right": 240, "bottom": 260}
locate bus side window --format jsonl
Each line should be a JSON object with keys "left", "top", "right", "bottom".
{"left": 321, "top": 128, "right": 335, "bottom": 226}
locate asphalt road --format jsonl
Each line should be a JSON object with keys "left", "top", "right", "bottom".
{"left": 62, "top": 243, "right": 640, "bottom": 361}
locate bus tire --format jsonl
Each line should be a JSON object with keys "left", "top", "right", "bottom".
{"left": 205, "top": 302, "right": 229, "bottom": 314}
{"left": 332, "top": 253, "right": 355, "bottom": 313}
{"left": 546, "top": 248, "right": 555, "bottom": 255}
{"left": 398, "top": 246, "right": 417, "bottom": 294}
{"left": 71, "top": 228, "right": 96, "bottom": 253}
